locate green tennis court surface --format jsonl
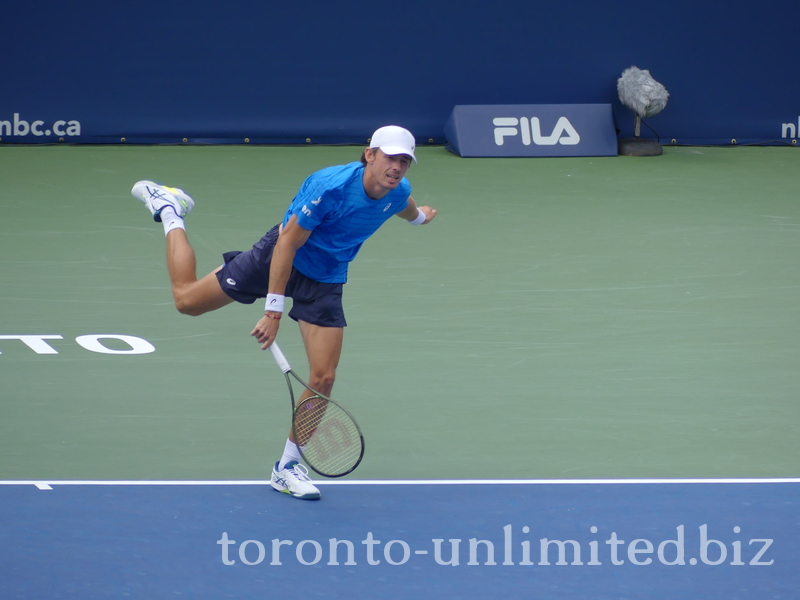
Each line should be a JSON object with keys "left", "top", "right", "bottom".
{"left": 1, "top": 145, "right": 798, "bottom": 482}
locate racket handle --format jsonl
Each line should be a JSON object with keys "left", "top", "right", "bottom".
{"left": 269, "top": 342, "right": 292, "bottom": 374}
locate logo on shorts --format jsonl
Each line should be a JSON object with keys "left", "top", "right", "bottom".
{"left": 226, "top": 278, "right": 237, "bottom": 286}
{"left": 312, "top": 196, "right": 322, "bottom": 205}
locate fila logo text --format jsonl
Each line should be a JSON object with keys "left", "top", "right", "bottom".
{"left": 493, "top": 117, "right": 580, "bottom": 146}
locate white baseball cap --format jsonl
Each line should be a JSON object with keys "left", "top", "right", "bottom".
{"left": 369, "top": 126, "right": 417, "bottom": 163}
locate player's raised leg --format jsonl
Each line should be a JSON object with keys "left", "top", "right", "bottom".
{"left": 131, "top": 181, "right": 233, "bottom": 316}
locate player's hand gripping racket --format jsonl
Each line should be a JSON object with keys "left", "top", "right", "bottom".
{"left": 269, "top": 342, "right": 365, "bottom": 477}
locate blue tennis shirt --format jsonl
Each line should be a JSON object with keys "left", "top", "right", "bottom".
{"left": 282, "top": 162, "right": 411, "bottom": 283}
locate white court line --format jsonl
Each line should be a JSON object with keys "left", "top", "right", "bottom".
{"left": 2, "top": 478, "right": 800, "bottom": 490}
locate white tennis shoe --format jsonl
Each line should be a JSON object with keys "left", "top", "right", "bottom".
{"left": 271, "top": 461, "right": 321, "bottom": 500}
{"left": 131, "top": 180, "right": 195, "bottom": 222}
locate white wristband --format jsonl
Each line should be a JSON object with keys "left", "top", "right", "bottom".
{"left": 265, "top": 294, "right": 285, "bottom": 312}
{"left": 409, "top": 208, "right": 426, "bottom": 225}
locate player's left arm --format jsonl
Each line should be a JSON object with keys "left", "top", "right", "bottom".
{"left": 397, "top": 195, "right": 437, "bottom": 224}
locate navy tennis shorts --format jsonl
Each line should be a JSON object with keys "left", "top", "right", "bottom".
{"left": 215, "top": 224, "right": 347, "bottom": 327}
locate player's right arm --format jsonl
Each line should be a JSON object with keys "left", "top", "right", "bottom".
{"left": 250, "top": 215, "right": 312, "bottom": 349}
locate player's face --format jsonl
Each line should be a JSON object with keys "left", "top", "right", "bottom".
{"left": 363, "top": 149, "right": 412, "bottom": 198}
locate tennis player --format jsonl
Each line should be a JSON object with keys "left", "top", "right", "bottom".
{"left": 131, "top": 126, "right": 436, "bottom": 500}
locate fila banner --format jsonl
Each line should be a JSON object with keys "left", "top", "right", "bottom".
{"left": 444, "top": 104, "right": 618, "bottom": 158}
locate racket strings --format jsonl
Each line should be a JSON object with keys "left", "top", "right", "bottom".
{"left": 293, "top": 395, "right": 362, "bottom": 477}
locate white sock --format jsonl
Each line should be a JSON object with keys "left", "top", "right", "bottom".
{"left": 160, "top": 206, "right": 185, "bottom": 235}
{"left": 278, "top": 439, "right": 303, "bottom": 470}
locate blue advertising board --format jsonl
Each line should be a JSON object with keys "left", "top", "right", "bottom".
{"left": 444, "top": 104, "right": 618, "bottom": 158}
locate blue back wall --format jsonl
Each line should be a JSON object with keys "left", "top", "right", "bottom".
{"left": 2, "top": 0, "right": 797, "bottom": 145}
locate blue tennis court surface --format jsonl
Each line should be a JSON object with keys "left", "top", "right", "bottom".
{"left": 2, "top": 480, "right": 797, "bottom": 599}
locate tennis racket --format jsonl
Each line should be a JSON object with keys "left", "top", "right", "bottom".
{"left": 269, "top": 342, "right": 365, "bottom": 478}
